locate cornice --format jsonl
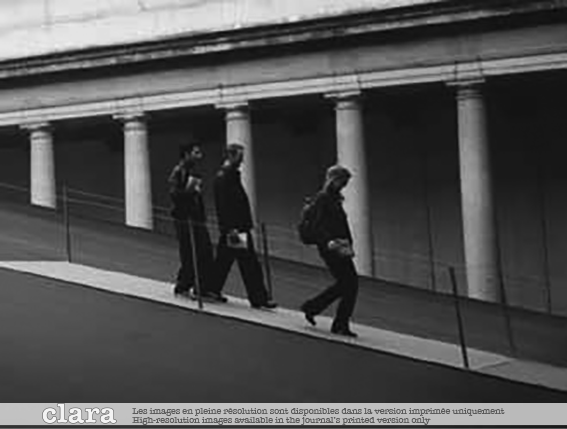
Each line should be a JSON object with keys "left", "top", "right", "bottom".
{"left": 0, "top": 49, "right": 565, "bottom": 127}
{"left": 0, "top": 0, "right": 564, "bottom": 79}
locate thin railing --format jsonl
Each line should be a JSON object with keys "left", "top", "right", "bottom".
{"left": 62, "top": 184, "right": 72, "bottom": 263}
{"left": 0, "top": 180, "right": 560, "bottom": 314}
{"left": 261, "top": 222, "right": 274, "bottom": 302}
{"left": 187, "top": 219, "right": 204, "bottom": 310}
{"left": 448, "top": 266, "right": 469, "bottom": 370}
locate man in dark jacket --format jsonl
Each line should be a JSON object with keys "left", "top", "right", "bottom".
{"left": 169, "top": 143, "right": 223, "bottom": 301}
{"left": 300, "top": 165, "right": 359, "bottom": 337}
{"left": 209, "top": 143, "right": 277, "bottom": 309}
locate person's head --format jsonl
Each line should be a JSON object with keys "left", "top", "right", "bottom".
{"left": 325, "top": 165, "right": 352, "bottom": 192}
{"left": 179, "top": 143, "right": 203, "bottom": 165}
{"left": 224, "top": 143, "right": 245, "bottom": 168}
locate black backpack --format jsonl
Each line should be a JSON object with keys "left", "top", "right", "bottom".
{"left": 298, "top": 195, "right": 320, "bottom": 245}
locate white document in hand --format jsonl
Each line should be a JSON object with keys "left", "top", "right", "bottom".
{"left": 228, "top": 232, "right": 248, "bottom": 249}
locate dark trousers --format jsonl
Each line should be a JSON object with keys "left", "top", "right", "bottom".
{"left": 174, "top": 219, "right": 214, "bottom": 293}
{"left": 210, "top": 230, "right": 269, "bottom": 306}
{"left": 303, "top": 248, "right": 359, "bottom": 328}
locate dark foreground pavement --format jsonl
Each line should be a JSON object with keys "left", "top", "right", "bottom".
{"left": 1, "top": 268, "right": 566, "bottom": 403}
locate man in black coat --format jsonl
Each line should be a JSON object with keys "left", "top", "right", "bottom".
{"left": 169, "top": 143, "right": 224, "bottom": 302}
{"left": 300, "top": 165, "right": 359, "bottom": 337}
{"left": 209, "top": 143, "right": 277, "bottom": 309}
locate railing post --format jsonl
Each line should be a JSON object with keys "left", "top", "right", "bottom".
{"left": 63, "top": 184, "right": 72, "bottom": 263}
{"left": 188, "top": 219, "right": 203, "bottom": 310}
{"left": 421, "top": 132, "right": 436, "bottom": 292}
{"left": 497, "top": 270, "right": 517, "bottom": 357}
{"left": 493, "top": 211, "right": 517, "bottom": 357}
{"left": 536, "top": 154, "right": 552, "bottom": 314}
{"left": 448, "top": 266, "right": 470, "bottom": 370}
{"left": 261, "top": 223, "right": 274, "bottom": 301}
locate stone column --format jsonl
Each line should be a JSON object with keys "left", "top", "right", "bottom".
{"left": 117, "top": 113, "right": 153, "bottom": 230}
{"left": 332, "top": 91, "right": 373, "bottom": 276}
{"left": 23, "top": 122, "right": 57, "bottom": 209}
{"left": 223, "top": 102, "right": 257, "bottom": 223}
{"left": 456, "top": 81, "right": 501, "bottom": 302}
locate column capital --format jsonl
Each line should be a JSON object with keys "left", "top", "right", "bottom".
{"left": 113, "top": 111, "right": 146, "bottom": 123}
{"left": 446, "top": 76, "right": 485, "bottom": 86}
{"left": 325, "top": 90, "right": 362, "bottom": 110}
{"left": 114, "top": 111, "right": 147, "bottom": 133}
{"left": 216, "top": 100, "right": 249, "bottom": 111}
{"left": 219, "top": 102, "right": 250, "bottom": 122}
{"left": 20, "top": 121, "right": 51, "bottom": 133}
{"left": 325, "top": 89, "right": 362, "bottom": 100}
{"left": 447, "top": 77, "right": 485, "bottom": 100}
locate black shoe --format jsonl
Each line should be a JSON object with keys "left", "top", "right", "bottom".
{"left": 300, "top": 304, "right": 317, "bottom": 326}
{"left": 174, "top": 287, "right": 192, "bottom": 298}
{"left": 174, "top": 290, "right": 192, "bottom": 298}
{"left": 251, "top": 301, "right": 278, "bottom": 309}
{"left": 203, "top": 291, "right": 228, "bottom": 303}
{"left": 331, "top": 325, "right": 358, "bottom": 338}
{"left": 187, "top": 289, "right": 219, "bottom": 302}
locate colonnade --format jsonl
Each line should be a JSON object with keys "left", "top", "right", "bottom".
{"left": 19, "top": 80, "right": 499, "bottom": 301}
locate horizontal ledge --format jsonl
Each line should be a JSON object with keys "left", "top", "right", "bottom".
{"left": 0, "top": 50, "right": 565, "bottom": 126}
{"left": 0, "top": 0, "right": 559, "bottom": 78}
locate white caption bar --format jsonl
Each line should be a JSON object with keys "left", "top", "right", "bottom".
{"left": 0, "top": 403, "right": 565, "bottom": 426}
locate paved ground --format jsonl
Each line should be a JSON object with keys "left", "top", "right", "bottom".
{"left": 1, "top": 266, "right": 567, "bottom": 403}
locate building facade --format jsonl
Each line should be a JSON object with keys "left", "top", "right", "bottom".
{"left": 0, "top": 0, "right": 566, "bottom": 314}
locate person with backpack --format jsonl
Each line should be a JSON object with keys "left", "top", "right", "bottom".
{"left": 299, "top": 165, "right": 359, "bottom": 337}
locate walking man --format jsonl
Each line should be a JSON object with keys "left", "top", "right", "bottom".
{"left": 300, "top": 165, "right": 359, "bottom": 337}
{"left": 169, "top": 143, "right": 223, "bottom": 301}
{"left": 209, "top": 143, "right": 277, "bottom": 309}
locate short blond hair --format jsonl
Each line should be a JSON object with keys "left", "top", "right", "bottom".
{"left": 326, "top": 165, "right": 352, "bottom": 181}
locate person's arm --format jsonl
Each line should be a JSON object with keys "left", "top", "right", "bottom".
{"left": 168, "top": 166, "right": 183, "bottom": 203}
{"left": 185, "top": 176, "right": 202, "bottom": 193}
{"left": 168, "top": 166, "right": 196, "bottom": 199}
{"left": 312, "top": 195, "right": 353, "bottom": 256}
{"left": 311, "top": 194, "right": 334, "bottom": 249}
{"left": 214, "top": 171, "right": 236, "bottom": 231}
